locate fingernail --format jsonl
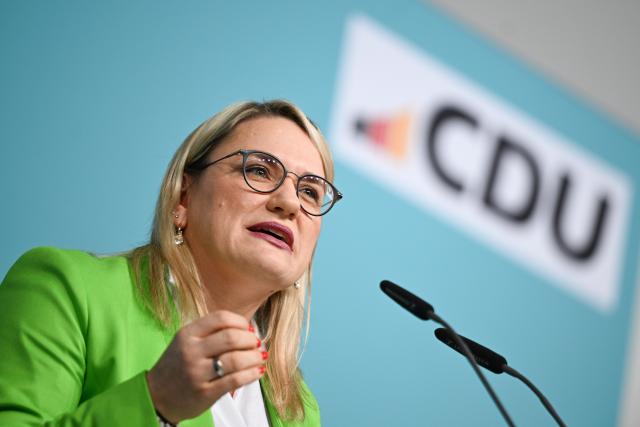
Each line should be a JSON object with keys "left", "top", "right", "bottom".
{"left": 261, "top": 351, "right": 269, "bottom": 360}
{"left": 248, "top": 325, "right": 255, "bottom": 333}
{"left": 259, "top": 365, "right": 266, "bottom": 374}
{"left": 256, "top": 338, "right": 261, "bottom": 348}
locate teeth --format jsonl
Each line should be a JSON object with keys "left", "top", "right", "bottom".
{"left": 249, "top": 225, "right": 290, "bottom": 246}
{"left": 261, "top": 228, "right": 285, "bottom": 241}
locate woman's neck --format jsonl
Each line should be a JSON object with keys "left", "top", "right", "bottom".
{"left": 202, "top": 280, "right": 271, "bottom": 320}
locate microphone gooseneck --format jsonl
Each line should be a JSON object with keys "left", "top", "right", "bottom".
{"left": 434, "top": 328, "right": 566, "bottom": 427}
{"left": 379, "top": 280, "right": 516, "bottom": 427}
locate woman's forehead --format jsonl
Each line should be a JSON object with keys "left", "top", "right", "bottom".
{"left": 212, "top": 116, "right": 326, "bottom": 177}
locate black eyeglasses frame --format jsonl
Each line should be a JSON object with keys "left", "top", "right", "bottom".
{"left": 190, "top": 149, "right": 343, "bottom": 216}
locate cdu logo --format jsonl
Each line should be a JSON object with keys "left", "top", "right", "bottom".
{"left": 355, "top": 106, "right": 610, "bottom": 263}
{"left": 331, "top": 15, "right": 633, "bottom": 312}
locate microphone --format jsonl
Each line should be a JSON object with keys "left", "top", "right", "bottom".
{"left": 435, "top": 328, "right": 566, "bottom": 427}
{"left": 379, "top": 279, "right": 433, "bottom": 320}
{"left": 379, "top": 280, "right": 516, "bottom": 427}
{"left": 434, "top": 328, "right": 507, "bottom": 374}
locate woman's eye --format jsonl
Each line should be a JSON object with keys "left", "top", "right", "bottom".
{"left": 246, "top": 166, "right": 270, "bottom": 179}
{"left": 300, "top": 187, "right": 320, "bottom": 203}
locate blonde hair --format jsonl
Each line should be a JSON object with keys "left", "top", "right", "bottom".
{"left": 130, "top": 100, "right": 334, "bottom": 421}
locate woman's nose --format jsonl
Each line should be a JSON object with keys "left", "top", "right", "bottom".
{"left": 266, "top": 174, "right": 300, "bottom": 218}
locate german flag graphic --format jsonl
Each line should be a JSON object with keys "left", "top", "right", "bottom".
{"left": 354, "top": 111, "right": 412, "bottom": 159}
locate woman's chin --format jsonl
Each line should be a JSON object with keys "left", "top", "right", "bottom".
{"left": 241, "top": 248, "right": 301, "bottom": 278}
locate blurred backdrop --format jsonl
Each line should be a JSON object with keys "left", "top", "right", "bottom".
{"left": 1, "top": 1, "right": 639, "bottom": 426}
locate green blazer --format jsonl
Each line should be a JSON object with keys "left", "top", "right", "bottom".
{"left": 0, "top": 247, "right": 320, "bottom": 426}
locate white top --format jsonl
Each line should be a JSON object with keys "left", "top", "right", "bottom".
{"left": 211, "top": 379, "right": 270, "bottom": 427}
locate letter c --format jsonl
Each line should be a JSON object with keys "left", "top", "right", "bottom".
{"left": 427, "top": 106, "right": 478, "bottom": 192}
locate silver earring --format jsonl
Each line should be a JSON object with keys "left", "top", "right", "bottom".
{"left": 174, "top": 227, "right": 184, "bottom": 246}
{"left": 293, "top": 281, "right": 301, "bottom": 289}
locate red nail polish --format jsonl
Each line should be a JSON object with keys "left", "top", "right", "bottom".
{"left": 259, "top": 365, "right": 266, "bottom": 374}
{"left": 261, "top": 351, "right": 269, "bottom": 360}
{"left": 248, "top": 325, "right": 255, "bottom": 333}
{"left": 256, "top": 338, "right": 261, "bottom": 348}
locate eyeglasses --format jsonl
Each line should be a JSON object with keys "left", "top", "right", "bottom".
{"left": 191, "top": 149, "right": 343, "bottom": 216}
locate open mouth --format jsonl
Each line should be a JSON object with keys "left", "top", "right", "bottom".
{"left": 247, "top": 222, "right": 294, "bottom": 250}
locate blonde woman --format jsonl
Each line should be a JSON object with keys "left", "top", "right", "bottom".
{"left": 0, "top": 100, "right": 342, "bottom": 426}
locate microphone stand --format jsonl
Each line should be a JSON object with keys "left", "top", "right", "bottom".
{"left": 503, "top": 366, "right": 566, "bottom": 427}
{"left": 434, "top": 327, "right": 566, "bottom": 427}
{"left": 380, "top": 280, "right": 516, "bottom": 426}
{"left": 430, "top": 313, "right": 516, "bottom": 427}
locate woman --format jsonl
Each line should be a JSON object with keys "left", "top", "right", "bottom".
{"left": 0, "top": 100, "right": 342, "bottom": 426}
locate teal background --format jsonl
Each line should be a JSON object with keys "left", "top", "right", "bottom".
{"left": 1, "top": 1, "right": 639, "bottom": 426}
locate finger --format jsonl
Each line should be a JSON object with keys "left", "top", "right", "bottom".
{"left": 185, "top": 310, "right": 250, "bottom": 338}
{"left": 206, "top": 365, "right": 266, "bottom": 397}
{"left": 200, "top": 328, "right": 261, "bottom": 357}
{"left": 212, "top": 349, "right": 268, "bottom": 379}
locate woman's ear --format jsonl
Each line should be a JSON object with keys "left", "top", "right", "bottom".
{"left": 173, "top": 173, "right": 193, "bottom": 228}
{"left": 173, "top": 205, "right": 187, "bottom": 229}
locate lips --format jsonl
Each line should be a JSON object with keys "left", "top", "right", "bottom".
{"left": 247, "top": 221, "right": 294, "bottom": 251}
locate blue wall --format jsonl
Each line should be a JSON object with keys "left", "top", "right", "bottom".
{"left": 2, "top": 1, "right": 639, "bottom": 426}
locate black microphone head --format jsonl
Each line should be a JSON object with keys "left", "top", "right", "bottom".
{"left": 434, "top": 328, "right": 508, "bottom": 374}
{"left": 379, "top": 280, "right": 434, "bottom": 320}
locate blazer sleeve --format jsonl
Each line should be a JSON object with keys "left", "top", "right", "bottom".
{"left": 0, "top": 247, "right": 159, "bottom": 426}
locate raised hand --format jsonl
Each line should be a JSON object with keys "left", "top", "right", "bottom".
{"left": 146, "top": 310, "right": 268, "bottom": 424}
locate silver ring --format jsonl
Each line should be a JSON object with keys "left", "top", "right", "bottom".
{"left": 213, "top": 358, "right": 225, "bottom": 378}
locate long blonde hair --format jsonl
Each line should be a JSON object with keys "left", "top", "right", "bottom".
{"left": 130, "top": 100, "right": 334, "bottom": 421}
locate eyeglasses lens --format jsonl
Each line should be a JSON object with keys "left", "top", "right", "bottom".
{"left": 298, "top": 175, "right": 334, "bottom": 216}
{"left": 243, "top": 152, "right": 284, "bottom": 192}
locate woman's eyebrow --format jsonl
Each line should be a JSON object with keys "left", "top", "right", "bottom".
{"left": 283, "top": 159, "right": 324, "bottom": 178}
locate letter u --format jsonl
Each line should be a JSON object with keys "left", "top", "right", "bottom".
{"left": 552, "top": 174, "right": 609, "bottom": 261}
